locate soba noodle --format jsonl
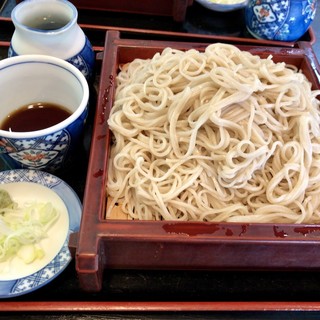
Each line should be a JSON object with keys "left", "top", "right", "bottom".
{"left": 106, "top": 43, "right": 320, "bottom": 223}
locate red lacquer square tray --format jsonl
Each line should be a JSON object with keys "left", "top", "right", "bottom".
{"left": 72, "top": 30, "right": 320, "bottom": 292}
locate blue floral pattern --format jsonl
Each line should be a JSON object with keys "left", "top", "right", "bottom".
{"left": 66, "top": 37, "right": 95, "bottom": 80}
{"left": 0, "top": 169, "right": 60, "bottom": 188}
{"left": 0, "top": 130, "right": 70, "bottom": 172}
{"left": 245, "top": 0, "right": 317, "bottom": 41}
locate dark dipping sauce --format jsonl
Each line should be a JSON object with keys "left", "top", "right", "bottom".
{"left": 1, "top": 102, "right": 72, "bottom": 132}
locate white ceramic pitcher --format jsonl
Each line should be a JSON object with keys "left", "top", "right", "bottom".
{"left": 9, "top": 0, "right": 95, "bottom": 80}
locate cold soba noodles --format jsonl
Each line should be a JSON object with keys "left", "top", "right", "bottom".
{"left": 106, "top": 43, "right": 320, "bottom": 223}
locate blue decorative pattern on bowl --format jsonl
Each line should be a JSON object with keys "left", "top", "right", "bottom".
{"left": 8, "top": 37, "right": 94, "bottom": 81}
{"left": 66, "top": 37, "right": 95, "bottom": 80}
{"left": 245, "top": 0, "right": 317, "bottom": 41}
{"left": 0, "top": 108, "right": 88, "bottom": 172}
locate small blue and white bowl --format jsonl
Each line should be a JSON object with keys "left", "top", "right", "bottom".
{"left": 0, "top": 54, "right": 89, "bottom": 173}
{"left": 0, "top": 169, "right": 82, "bottom": 298}
{"left": 245, "top": 0, "right": 317, "bottom": 42}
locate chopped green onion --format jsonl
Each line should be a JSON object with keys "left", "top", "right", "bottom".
{"left": 0, "top": 189, "right": 59, "bottom": 264}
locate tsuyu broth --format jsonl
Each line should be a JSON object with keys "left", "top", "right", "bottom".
{"left": 0, "top": 102, "right": 72, "bottom": 132}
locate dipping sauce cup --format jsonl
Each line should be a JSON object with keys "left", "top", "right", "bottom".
{"left": 0, "top": 54, "right": 89, "bottom": 172}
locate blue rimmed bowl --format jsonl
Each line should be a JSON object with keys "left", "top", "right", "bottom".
{"left": 0, "top": 169, "right": 82, "bottom": 298}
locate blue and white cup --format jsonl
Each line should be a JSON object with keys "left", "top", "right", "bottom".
{"left": 0, "top": 55, "right": 89, "bottom": 172}
{"left": 245, "top": 0, "right": 317, "bottom": 42}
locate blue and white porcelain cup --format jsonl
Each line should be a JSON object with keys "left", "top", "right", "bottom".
{"left": 0, "top": 55, "right": 89, "bottom": 173}
{"left": 9, "top": 0, "right": 95, "bottom": 80}
{"left": 245, "top": 0, "right": 317, "bottom": 42}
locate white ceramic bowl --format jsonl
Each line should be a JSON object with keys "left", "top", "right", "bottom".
{"left": 195, "top": 0, "right": 248, "bottom": 12}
